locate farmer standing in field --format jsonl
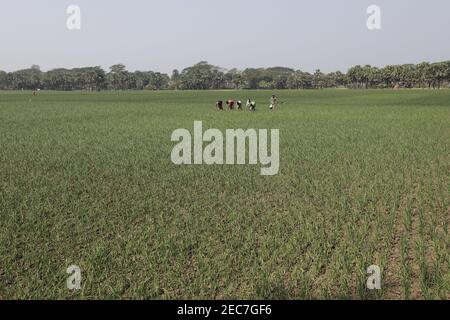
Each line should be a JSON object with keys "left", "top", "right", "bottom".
{"left": 269, "top": 95, "right": 278, "bottom": 110}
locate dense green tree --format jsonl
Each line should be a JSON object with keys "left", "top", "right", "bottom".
{"left": 43, "top": 67, "right": 105, "bottom": 91}
{"left": 446, "top": 61, "right": 450, "bottom": 88}
{"left": 431, "top": 62, "right": 449, "bottom": 89}
{"left": 241, "top": 68, "right": 263, "bottom": 89}
{"left": 335, "top": 71, "right": 347, "bottom": 87}
{"left": 8, "top": 65, "right": 42, "bottom": 90}
{"left": 286, "top": 71, "right": 301, "bottom": 89}
{"left": 75, "top": 67, "right": 106, "bottom": 90}
{"left": 0, "top": 71, "right": 7, "bottom": 89}
{"left": 44, "top": 68, "right": 74, "bottom": 90}
{"left": 286, "top": 71, "right": 314, "bottom": 89}
{"left": 170, "top": 69, "right": 180, "bottom": 89}
{"left": 347, "top": 65, "right": 363, "bottom": 88}
{"left": 176, "top": 62, "right": 225, "bottom": 90}
{"left": 107, "top": 64, "right": 130, "bottom": 90}
{"left": 1, "top": 60, "right": 449, "bottom": 91}
{"left": 313, "top": 69, "right": 325, "bottom": 89}
{"left": 146, "top": 72, "right": 170, "bottom": 90}
{"left": 416, "top": 62, "right": 431, "bottom": 88}
{"left": 400, "top": 64, "right": 416, "bottom": 88}
{"left": 225, "top": 69, "right": 246, "bottom": 89}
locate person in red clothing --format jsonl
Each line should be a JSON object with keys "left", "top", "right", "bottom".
{"left": 226, "top": 99, "right": 235, "bottom": 110}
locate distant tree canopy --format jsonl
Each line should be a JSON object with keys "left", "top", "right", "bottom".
{"left": 1, "top": 61, "right": 449, "bottom": 91}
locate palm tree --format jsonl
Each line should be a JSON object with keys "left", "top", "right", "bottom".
{"left": 431, "top": 62, "right": 449, "bottom": 89}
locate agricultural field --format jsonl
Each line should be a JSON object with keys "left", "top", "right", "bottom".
{"left": 0, "top": 89, "right": 448, "bottom": 300}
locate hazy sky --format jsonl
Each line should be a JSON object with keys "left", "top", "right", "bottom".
{"left": 1, "top": 0, "right": 449, "bottom": 74}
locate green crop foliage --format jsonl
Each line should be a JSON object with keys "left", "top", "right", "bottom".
{"left": 0, "top": 90, "right": 448, "bottom": 299}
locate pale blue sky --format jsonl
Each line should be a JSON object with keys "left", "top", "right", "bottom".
{"left": 1, "top": 0, "right": 449, "bottom": 73}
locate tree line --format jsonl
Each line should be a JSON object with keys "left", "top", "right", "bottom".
{"left": 1, "top": 61, "right": 449, "bottom": 91}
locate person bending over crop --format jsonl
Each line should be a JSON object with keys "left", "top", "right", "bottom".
{"left": 226, "top": 99, "right": 235, "bottom": 110}
{"left": 246, "top": 99, "right": 256, "bottom": 111}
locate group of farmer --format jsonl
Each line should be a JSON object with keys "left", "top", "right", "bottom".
{"left": 215, "top": 95, "right": 278, "bottom": 112}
